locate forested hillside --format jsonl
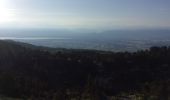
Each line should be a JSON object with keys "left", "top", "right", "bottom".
{"left": 0, "top": 40, "right": 170, "bottom": 100}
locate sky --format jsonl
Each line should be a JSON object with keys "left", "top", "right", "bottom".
{"left": 0, "top": 0, "right": 170, "bottom": 30}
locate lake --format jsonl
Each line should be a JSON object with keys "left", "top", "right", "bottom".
{"left": 0, "top": 29, "right": 170, "bottom": 52}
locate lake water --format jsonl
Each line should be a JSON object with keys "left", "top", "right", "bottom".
{"left": 0, "top": 29, "right": 170, "bottom": 52}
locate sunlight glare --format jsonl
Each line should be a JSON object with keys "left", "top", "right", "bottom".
{"left": 0, "top": 0, "right": 15, "bottom": 23}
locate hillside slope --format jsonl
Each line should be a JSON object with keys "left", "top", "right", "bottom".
{"left": 0, "top": 40, "right": 170, "bottom": 99}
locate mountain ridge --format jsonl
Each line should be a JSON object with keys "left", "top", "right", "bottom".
{"left": 0, "top": 40, "right": 170, "bottom": 99}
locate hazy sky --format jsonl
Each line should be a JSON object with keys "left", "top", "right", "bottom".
{"left": 0, "top": 0, "right": 170, "bottom": 30}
